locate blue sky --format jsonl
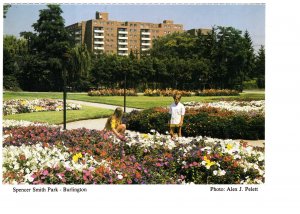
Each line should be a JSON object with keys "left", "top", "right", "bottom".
{"left": 3, "top": 4, "right": 265, "bottom": 50}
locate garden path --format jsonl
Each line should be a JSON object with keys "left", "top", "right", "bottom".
{"left": 61, "top": 100, "right": 264, "bottom": 148}
{"left": 60, "top": 99, "right": 139, "bottom": 130}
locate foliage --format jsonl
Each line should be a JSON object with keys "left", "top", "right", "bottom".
{"left": 195, "top": 89, "right": 239, "bottom": 96}
{"left": 88, "top": 88, "right": 137, "bottom": 96}
{"left": 126, "top": 102, "right": 264, "bottom": 139}
{"left": 144, "top": 88, "right": 193, "bottom": 96}
{"left": 243, "top": 79, "right": 259, "bottom": 89}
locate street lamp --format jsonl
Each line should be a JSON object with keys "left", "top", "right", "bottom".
{"left": 124, "top": 71, "right": 127, "bottom": 113}
{"left": 63, "top": 68, "right": 67, "bottom": 130}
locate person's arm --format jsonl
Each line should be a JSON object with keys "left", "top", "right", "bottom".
{"left": 111, "top": 128, "right": 123, "bottom": 139}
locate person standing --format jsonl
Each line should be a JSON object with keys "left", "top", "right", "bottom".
{"left": 169, "top": 93, "right": 185, "bottom": 140}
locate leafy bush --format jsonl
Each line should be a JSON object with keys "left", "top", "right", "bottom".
{"left": 195, "top": 89, "right": 239, "bottom": 96}
{"left": 144, "top": 88, "right": 193, "bottom": 96}
{"left": 88, "top": 88, "right": 137, "bottom": 96}
{"left": 243, "top": 79, "right": 258, "bottom": 90}
{"left": 3, "top": 75, "right": 22, "bottom": 91}
{"left": 126, "top": 108, "right": 264, "bottom": 140}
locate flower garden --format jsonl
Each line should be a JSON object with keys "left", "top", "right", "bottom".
{"left": 126, "top": 100, "right": 265, "bottom": 140}
{"left": 3, "top": 99, "right": 82, "bottom": 116}
{"left": 2, "top": 120, "right": 264, "bottom": 184}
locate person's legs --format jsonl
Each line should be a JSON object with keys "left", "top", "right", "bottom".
{"left": 117, "top": 124, "right": 126, "bottom": 134}
{"left": 170, "top": 126, "right": 175, "bottom": 138}
{"left": 178, "top": 126, "right": 182, "bottom": 137}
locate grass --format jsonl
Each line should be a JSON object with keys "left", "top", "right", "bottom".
{"left": 3, "top": 91, "right": 264, "bottom": 124}
{"left": 3, "top": 92, "right": 265, "bottom": 109}
{"left": 3, "top": 91, "right": 265, "bottom": 109}
{"left": 3, "top": 105, "right": 113, "bottom": 125}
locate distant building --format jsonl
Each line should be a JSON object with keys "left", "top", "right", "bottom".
{"left": 186, "top": 28, "right": 212, "bottom": 36}
{"left": 66, "top": 12, "right": 184, "bottom": 56}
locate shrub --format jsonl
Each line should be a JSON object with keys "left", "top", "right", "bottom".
{"left": 144, "top": 88, "right": 193, "bottom": 97}
{"left": 88, "top": 88, "right": 137, "bottom": 96}
{"left": 195, "top": 89, "right": 239, "bottom": 96}
{"left": 3, "top": 75, "right": 22, "bottom": 91}
{"left": 243, "top": 79, "right": 258, "bottom": 90}
{"left": 126, "top": 108, "right": 264, "bottom": 140}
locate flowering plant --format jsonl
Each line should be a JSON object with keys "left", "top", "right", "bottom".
{"left": 3, "top": 99, "right": 81, "bottom": 115}
{"left": 144, "top": 88, "right": 193, "bottom": 97}
{"left": 2, "top": 120, "right": 264, "bottom": 184}
{"left": 195, "top": 89, "right": 239, "bottom": 96}
{"left": 88, "top": 89, "right": 137, "bottom": 96}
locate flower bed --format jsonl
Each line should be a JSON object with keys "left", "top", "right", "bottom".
{"left": 3, "top": 99, "right": 82, "bottom": 116}
{"left": 88, "top": 89, "right": 137, "bottom": 96}
{"left": 126, "top": 101, "right": 265, "bottom": 140}
{"left": 2, "top": 120, "right": 264, "bottom": 184}
{"left": 184, "top": 100, "right": 265, "bottom": 114}
{"left": 195, "top": 89, "right": 239, "bottom": 96}
{"left": 144, "top": 89, "right": 193, "bottom": 97}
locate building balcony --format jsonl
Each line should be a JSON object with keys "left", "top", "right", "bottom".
{"left": 75, "top": 31, "right": 81, "bottom": 35}
{"left": 94, "top": 47, "right": 104, "bottom": 50}
{"left": 118, "top": 47, "right": 128, "bottom": 51}
{"left": 141, "top": 32, "right": 151, "bottom": 35}
{"left": 94, "top": 41, "right": 104, "bottom": 44}
{"left": 118, "top": 41, "right": 128, "bottom": 45}
{"left": 141, "top": 48, "right": 150, "bottom": 51}
{"left": 141, "top": 37, "right": 151, "bottom": 41}
{"left": 141, "top": 42, "right": 151, "bottom": 46}
{"left": 118, "top": 31, "right": 128, "bottom": 34}
{"left": 94, "top": 35, "right": 104, "bottom": 39}
{"left": 118, "top": 36, "right": 128, "bottom": 40}
{"left": 118, "top": 52, "right": 128, "bottom": 56}
{"left": 94, "top": 29, "right": 104, "bottom": 33}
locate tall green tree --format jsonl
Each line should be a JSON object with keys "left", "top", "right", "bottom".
{"left": 67, "top": 44, "right": 92, "bottom": 91}
{"left": 243, "top": 30, "right": 256, "bottom": 80}
{"left": 3, "top": 35, "right": 28, "bottom": 90}
{"left": 20, "top": 4, "right": 73, "bottom": 91}
{"left": 254, "top": 45, "right": 265, "bottom": 88}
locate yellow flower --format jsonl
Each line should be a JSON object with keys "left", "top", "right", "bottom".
{"left": 203, "top": 156, "right": 215, "bottom": 168}
{"left": 21, "top": 100, "right": 27, "bottom": 105}
{"left": 34, "top": 106, "right": 44, "bottom": 111}
{"left": 72, "top": 153, "right": 83, "bottom": 163}
{"left": 226, "top": 144, "right": 233, "bottom": 150}
{"left": 142, "top": 134, "right": 149, "bottom": 139}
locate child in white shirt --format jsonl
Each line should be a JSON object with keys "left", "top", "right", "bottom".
{"left": 169, "top": 93, "right": 185, "bottom": 140}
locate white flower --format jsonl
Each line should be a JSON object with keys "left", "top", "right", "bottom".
{"left": 117, "top": 174, "right": 123, "bottom": 180}
{"left": 213, "top": 170, "right": 218, "bottom": 176}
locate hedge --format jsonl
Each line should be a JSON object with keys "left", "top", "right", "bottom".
{"left": 125, "top": 108, "right": 264, "bottom": 140}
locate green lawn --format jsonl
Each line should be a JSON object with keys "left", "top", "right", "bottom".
{"left": 3, "top": 91, "right": 265, "bottom": 109}
{"left": 3, "top": 105, "right": 113, "bottom": 125}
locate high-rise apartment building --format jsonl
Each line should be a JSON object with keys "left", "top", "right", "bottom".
{"left": 66, "top": 12, "right": 184, "bottom": 56}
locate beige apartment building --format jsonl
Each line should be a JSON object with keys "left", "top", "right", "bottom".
{"left": 66, "top": 12, "right": 184, "bottom": 56}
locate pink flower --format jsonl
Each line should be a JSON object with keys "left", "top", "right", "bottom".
{"left": 42, "top": 170, "right": 49, "bottom": 176}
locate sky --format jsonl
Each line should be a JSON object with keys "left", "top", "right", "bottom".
{"left": 3, "top": 3, "right": 265, "bottom": 51}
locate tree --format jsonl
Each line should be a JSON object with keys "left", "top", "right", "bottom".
{"left": 3, "top": 35, "right": 28, "bottom": 90}
{"left": 3, "top": 4, "right": 11, "bottom": 18}
{"left": 243, "top": 30, "right": 256, "bottom": 80}
{"left": 254, "top": 45, "right": 265, "bottom": 88}
{"left": 20, "top": 4, "right": 73, "bottom": 91}
{"left": 67, "top": 44, "right": 92, "bottom": 91}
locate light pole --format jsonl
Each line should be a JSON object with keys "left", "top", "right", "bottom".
{"left": 63, "top": 68, "right": 67, "bottom": 130}
{"left": 124, "top": 71, "right": 127, "bottom": 113}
